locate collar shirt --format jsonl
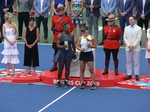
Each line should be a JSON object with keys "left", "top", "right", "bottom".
{"left": 91, "top": 0, "right": 94, "bottom": 5}
{"left": 142, "top": 0, "right": 146, "bottom": 14}
{"left": 130, "top": 24, "right": 135, "bottom": 36}
{"left": 124, "top": 0, "right": 126, "bottom": 5}
{"left": 41, "top": 0, "right": 43, "bottom": 11}
{"left": 5, "top": 0, "right": 7, "bottom": 7}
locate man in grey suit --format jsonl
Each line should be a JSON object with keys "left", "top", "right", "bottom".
{"left": 34, "top": 0, "right": 50, "bottom": 43}
{"left": 99, "top": 0, "right": 117, "bottom": 45}
{"left": 84, "top": 0, "right": 101, "bottom": 41}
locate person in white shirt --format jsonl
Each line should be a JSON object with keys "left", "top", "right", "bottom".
{"left": 124, "top": 16, "right": 142, "bottom": 80}
{"left": 145, "top": 20, "right": 150, "bottom": 79}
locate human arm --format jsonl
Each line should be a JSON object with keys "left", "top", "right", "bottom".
{"left": 51, "top": 0, "right": 58, "bottom": 15}
{"left": 145, "top": 37, "right": 150, "bottom": 51}
{"left": 32, "top": 27, "right": 40, "bottom": 46}
{"left": 2, "top": 24, "right": 15, "bottom": 46}
{"left": 64, "top": 0, "right": 68, "bottom": 13}
{"left": 56, "top": 33, "right": 67, "bottom": 49}
{"left": 23, "top": 28, "right": 32, "bottom": 49}
{"left": 87, "top": 36, "right": 97, "bottom": 48}
{"left": 71, "top": 33, "right": 76, "bottom": 53}
{"left": 76, "top": 36, "right": 85, "bottom": 51}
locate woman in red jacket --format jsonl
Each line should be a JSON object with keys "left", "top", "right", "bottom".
{"left": 102, "top": 14, "right": 122, "bottom": 75}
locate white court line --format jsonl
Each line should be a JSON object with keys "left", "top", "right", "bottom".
{"left": 38, "top": 86, "right": 76, "bottom": 112}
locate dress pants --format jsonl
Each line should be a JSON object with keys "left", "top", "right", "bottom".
{"left": 119, "top": 16, "right": 130, "bottom": 42}
{"left": 87, "top": 13, "right": 99, "bottom": 41}
{"left": 36, "top": 16, "right": 48, "bottom": 39}
{"left": 101, "top": 17, "right": 108, "bottom": 42}
{"left": 0, "top": 13, "right": 5, "bottom": 38}
{"left": 137, "top": 18, "right": 148, "bottom": 32}
{"left": 126, "top": 51, "right": 140, "bottom": 75}
{"left": 18, "top": 12, "right": 29, "bottom": 37}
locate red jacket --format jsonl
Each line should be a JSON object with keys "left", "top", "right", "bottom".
{"left": 103, "top": 25, "right": 122, "bottom": 49}
{"left": 52, "top": 15, "right": 74, "bottom": 43}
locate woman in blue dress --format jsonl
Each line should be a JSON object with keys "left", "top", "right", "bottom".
{"left": 54, "top": 22, "right": 76, "bottom": 88}
{"left": 51, "top": 0, "right": 68, "bottom": 15}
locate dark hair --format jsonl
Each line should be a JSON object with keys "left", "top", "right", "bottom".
{"left": 81, "top": 23, "right": 88, "bottom": 31}
{"left": 62, "top": 22, "right": 69, "bottom": 28}
{"left": 28, "top": 17, "right": 35, "bottom": 22}
{"left": 130, "top": 16, "right": 136, "bottom": 20}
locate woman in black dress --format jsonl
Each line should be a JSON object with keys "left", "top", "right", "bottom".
{"left": 23, "top": 17, "right": 40, "bottom": 75}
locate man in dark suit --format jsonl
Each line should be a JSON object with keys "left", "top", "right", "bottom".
{"left": 136, "top": 0, "right": 150, "bottom": 32}
{"left": 84, "top": 0, "right": 101, "bottom": 41}
{"left": 117, "top": 0, "right": 134, "bottom": 45}
{"left": 0, "top": 0, "right": 13, "bottom": 39}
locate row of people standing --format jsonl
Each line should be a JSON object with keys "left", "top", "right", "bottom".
{"left": 1, "top": 12, "right": 39, "bottom": 75}
{"left": 1, "top": 0, "right": 150, "bottom": 45}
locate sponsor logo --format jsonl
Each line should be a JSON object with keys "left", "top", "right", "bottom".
{"left": 53, "top": 79, "right": 100, "bottom": 86}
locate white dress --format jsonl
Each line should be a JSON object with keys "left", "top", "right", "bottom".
{"left": 145, "top": 28, "right": 150, "bottom": 59}
{"left": 1, "top": 24, "right": 20, "bottom": 64}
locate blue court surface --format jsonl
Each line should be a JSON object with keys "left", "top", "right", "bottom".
{"left": 0, "top": 43, "right": 150, "bottom": 112}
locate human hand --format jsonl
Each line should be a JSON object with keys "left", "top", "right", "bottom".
{"left": 80, "top": 48, "right": 85, "bottom": 51}
{"left": 3, "top": 8, "right": 8, "bottom": 13}
{"left": 74, "top": 14, "right": 78, "bottom": 18}
{"left": 63, "top": 45, "right": 67, "bottom": 48}
{"left": 146, "top": 47, "right": 150, "bottom": 52}
{"left": 90, "top": 5, "right": 94, "bottom": 10}
{"left": 129, "top": 45, "right": 134, "bottom": 51}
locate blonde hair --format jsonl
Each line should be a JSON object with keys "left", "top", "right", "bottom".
{"left": 4, "top": 12, "right": 17, "bottom": 33}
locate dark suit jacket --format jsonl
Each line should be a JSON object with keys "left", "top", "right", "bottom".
{"left": 117, "top": 0, "right": 134, "bottom": 17}
{"left": 0, "top": 0, "right": 13, "bottom": 14}
{"left": 84, "top": 0, "right": 101, "bottom": 17}
{"left": 136, "top": 0, "right": 150, "bottom": 20}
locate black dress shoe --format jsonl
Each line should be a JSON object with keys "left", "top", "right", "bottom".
{"left": 114, "top": 69, "right": 119, "bottom": 75}
{"left": 135, "top": 75, "right": 140, "bottom": 80}
{"left": 49, "top": 67, "right": 57, "bottom": 72}
{"left": 99, "top": 41, "right": 104, "bottom": 45}
{"left": 120, "top": 42, "right": 123, "bottom": 45}
{"left": 125, "top": 75, "right": 132, "bottom": 80}
{"left": 102, "top": 69, "right": 108, "bottom": 75}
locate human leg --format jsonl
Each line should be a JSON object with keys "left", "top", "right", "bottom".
{"left": 99, "top": 17, "right": 108, "bottom": 45}
{"left": 73, "top": 24, "right": 77, "bottom": 42}
{"left": 64, "top": 61, "right": 72, "bottom": 88}
{"left": 102, "top": 49, "right": 111, "bottom": 74}
{"left": 119, "top": 16, "right": 125, "bottom": 44}
{"left": 112, "top": 49, "right": 119, "bottom": 75}
{"left": 133, "top": 51, "right": 140, "bottom": 80}
{"left": 93, "top": 14, "right": 99, "bottom": 41}
{"left": 50, "top": 42, "right": 58, "bottom": 71}
{"left": 42, "top": 17, "right": 48, "bottom": 42}
{"left": 6, "top": 63, "right": 10, "bottom": 75}
{"left": 11, "top": 64, "right": 15, "bottom": 75}
{"left": 18, "top": 13, "right": 24, "bottom": 39}
{"left": 13, "top": 0, "right": 17, "bottom": 15}
{"left": 125, "top": 51, "right": 133, "bottom": 80}
{"left": 56, "top": 62, "right": 65, "bottom": 87}
{"left": 86, "top": 14, "right": 93, "bottom": 36}
{"left": 148, "top": 59, "right": 150, "bottom": 79}
{"left": 79, "top": 61, "right": 86, "bottom": 84}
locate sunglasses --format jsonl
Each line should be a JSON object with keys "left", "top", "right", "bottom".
{"left": 58, "top": 9, "right": 64, "bottom": 11}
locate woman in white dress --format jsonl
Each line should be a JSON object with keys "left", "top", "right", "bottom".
{"left": 1, "top": 12, "right": 20, "bottom": 75}
{"left": 145, "top": 20, "right": 150, "bottom": 79}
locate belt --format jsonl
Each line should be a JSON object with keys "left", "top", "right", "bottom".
{"left": 54, "top": 30, "right": 63, "bottom": 32}
{"left": 107, "top": 38, "right": 118, "bottom": 40}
